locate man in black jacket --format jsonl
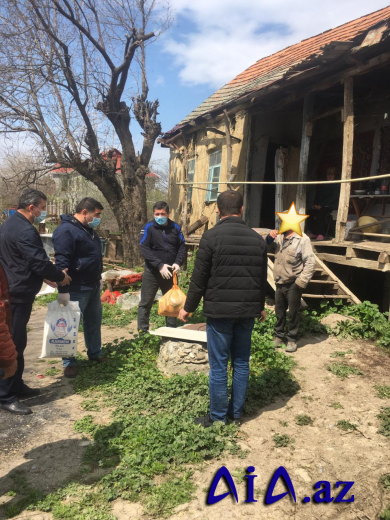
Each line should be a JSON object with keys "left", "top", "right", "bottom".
{"left": 53, "top": 197, "right": 105, "bottom": 379}
{"left": 138, "top": 201, "right": 186, "bottom": 332}
{"left": 178, "top": 190, "right": 267, "bottom": 426}
{"left": 0, "top": 189, "right": 71, "bottom": 415}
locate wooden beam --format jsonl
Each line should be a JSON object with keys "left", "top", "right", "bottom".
{"left": 249, "top": 135, "right": 269, "bottom": 227}
{"left": 316, "top": 252, "right": 390, "bottom": 272}
{"left": 296, "top": 93, "right": 315, "bottom": 230}
{"left": 336, "top": 77, "right": 354, "bottom": 242}
{"left": 302, "top": 294, "right": 351, "bottom": 299}
{"left": 223, "top": 110, "right": 234, "bottom": 189}
{"left": 206, "top": 127, "right": 241, "bottom": 143}
{"left": 309, "top": 107, "right": 343, "bottom": 122}
{"left": 346, "top": 247, "right": 358, "bottom": 259}
{"left": 348, "top": 216, "right": 390, "bottom": 233}
{"left": 351, "top": 231, "right": 390, "bottom": 238}
{"left": 378, "top": 252, "right": 390, "bottom": 264}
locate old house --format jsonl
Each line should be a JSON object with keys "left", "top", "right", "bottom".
{"left": 160, "top": 6, "right": 390, "bottom": 308}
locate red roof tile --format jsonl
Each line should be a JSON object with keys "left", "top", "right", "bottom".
{"left": 173, "top": 6, "right": 390, "bottom": 129}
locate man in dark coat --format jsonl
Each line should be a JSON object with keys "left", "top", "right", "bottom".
{"left": 53, "top": 197, "right": 105, "bottom": 379}
{"left": 0, "top": 189, "right": 71, "bottom": 414}
{"left": 138, "top": 201, "right": 186, "bottom": 332}
{"left": 178, "top": 190, "right": 267, "bottom": 427}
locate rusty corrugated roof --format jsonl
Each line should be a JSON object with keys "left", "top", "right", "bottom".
{"left": 169, "top": 6, "right": 390, "bottom": 132}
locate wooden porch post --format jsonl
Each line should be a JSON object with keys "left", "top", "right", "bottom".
{"left": 296, "top": 93, "right": 314, "bottom": 230}
{"left": 335, "top": 76, "right": 354, "bottom": 242}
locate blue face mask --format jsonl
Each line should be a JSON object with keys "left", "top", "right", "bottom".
{"left": 86, "top": 211, "right": 101, "bottom": 229}
{"left": 155, "top": 216, "right": 167, "bottom": 226}
{"left": 33, "top": 207, "right": 47, "bottom": 224}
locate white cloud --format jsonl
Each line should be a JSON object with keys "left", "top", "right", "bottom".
{"left": 164, "top": 0, "right": 390, "bottom": 88}
{"left": 156, "top": 75, "right": 165, "bottom": 86}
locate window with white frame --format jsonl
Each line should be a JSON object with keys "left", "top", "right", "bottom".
{"left": 206, "top": 150, "right": 222, "bottom": 202}
{"left": 188, "top": 158, "right": 195, "bottom": 204}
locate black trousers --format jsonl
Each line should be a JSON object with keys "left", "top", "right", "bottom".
{"left": 308, "top": 207, "right": 331, "bottom": 236}
{"left": 137, "top": 267, "right": 177, "bottom": 332}
{"left": 0, "top": 302, "right": 33, "bottom": 404}
{"left": 274, "top": 283, "right": 302, "bottom": 343}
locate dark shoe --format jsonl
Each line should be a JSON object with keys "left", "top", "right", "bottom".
{"left": 17, "top": 385, "right": 41, "bottom": 400}
{"left": 194, "top": 415, "right": 216, "bottom": 428}
{"left": 89, "top": 356, "right": 108, "bottom": 363}
{"left": 64, "top": 366, "right": 77, "bottom": 378}
{"left": 273, "top": 337, "right": 285, "bottom": 348}
{"left": 286, "top": 342, "right": 298, "bottom": 353}
{"left": 0, "top": 401, "right": 32, "bottom": 415}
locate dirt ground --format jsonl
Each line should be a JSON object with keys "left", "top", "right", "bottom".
{"left": 0, "top": 307, "right": 389, "bottom": 520}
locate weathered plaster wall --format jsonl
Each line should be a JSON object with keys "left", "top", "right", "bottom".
{"left": 168, "top": 110, "right": 250, "bottom": 233}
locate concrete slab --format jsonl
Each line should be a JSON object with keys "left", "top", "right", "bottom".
{"left": 150, "top": 327, "right": 207, "bottom": 343}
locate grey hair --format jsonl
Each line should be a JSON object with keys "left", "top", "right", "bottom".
{"left": 17, "top": 188, "right": 47, "bottom": 209}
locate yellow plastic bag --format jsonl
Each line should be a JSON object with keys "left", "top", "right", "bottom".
{"left": 158, "top": 273, "right": 187, "bottom": 317}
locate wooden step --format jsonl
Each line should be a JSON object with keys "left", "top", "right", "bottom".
{"left": 308, "top": 280, "right": 338, "bottom": 285}
{"left": 301, "top": 294, "right": 351, "bottom": 299}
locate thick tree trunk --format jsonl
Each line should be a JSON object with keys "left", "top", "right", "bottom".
{"left": 111, "top": 170, "right": 147, "bottom": 267}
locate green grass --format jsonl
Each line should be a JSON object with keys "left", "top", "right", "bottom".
{"left": 376, "top": 385, "right": 390, "bottom": 399}
{"left": 329, "top": 402, "right": 344, "bottom": 409}
{"left": 295, "top": 414, "right": 313, "bottom": 426}
{"left": 45, "top": 368, "right": 61, "bottom": 376}
{"left": 273, "top": 433, "right": 294, "bottom": 448}
{"left": 34, "top": 292, "right": 58, "bottom": 308}
{"left": 378, "top": 407, "right": 390, "bottom": 438}
{"left": 336, "top": 420, "right": 357, "bottom": 431}
{"left": 330, "top": 350, "right": 354, "bottom": 358}
{"left": 327, "top": 363, "right": 363, "bottom": 379}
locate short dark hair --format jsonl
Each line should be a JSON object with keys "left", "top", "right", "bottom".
{"left": 18, "top": 188, "right": 47, "bottom": 209}
{"left": 153, "top": 201, "right": 169, "bottom": 213}
{"left": 75, "top": 197, "right": 104, "bottom": 214}
{"left": 217, "top": 190, "right": 243, "bottom": 217}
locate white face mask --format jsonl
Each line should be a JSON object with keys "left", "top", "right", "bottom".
{"left": 33, "top": 206, "right": 47, "bottom": 224}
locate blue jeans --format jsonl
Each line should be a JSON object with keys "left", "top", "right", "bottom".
{"left": 62, "top": 287, "right": 103, "bottom": 367}
{"left": 206, "top": 317, "right": 255, "bottom": 422}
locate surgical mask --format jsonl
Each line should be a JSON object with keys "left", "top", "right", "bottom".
{"left": 85, "top": 211, "right": 101, "bottom": 229}
{"left": 155, "top": 216, "right": 167, "bottom": 226}
{"left": 33, "top": 207, "right": 47, "bottom": 224}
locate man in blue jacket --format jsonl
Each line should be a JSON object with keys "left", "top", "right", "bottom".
{"left": 0, "top": 188, "right": 71, "bottom": 415}
{"left": 138, "top": 201, "right": 186, "bottom": 332}
{"left": 53, "top": 197, "right": 105, "bottom": 378}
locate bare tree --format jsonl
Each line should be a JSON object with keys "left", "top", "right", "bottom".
{"left": 0, "top": 0, "right": 171, "bottom": 264}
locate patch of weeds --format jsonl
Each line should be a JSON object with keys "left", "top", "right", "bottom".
{"left": 255, "top": 488, "right": 264, "bottom": 498}
{"left": 327, "top": 363, "right": 363, "bottom": 379}
{"left": 376, "top": 385, "right": 390, "bottom": 399}
{"left": 73, "top": 415, "right": 97, "bottom": 435}
{"left": 143, "top": 472, "right": 196, "bottom": 518}
{"left": 329, "top": 402, "right": 344, "bottom": 409}
{"left": 81, "top": 400, "right": 101, "bottom": 412}
{"left": 378, "top": 407, "right": 390, "bottom": 438}
{"left": 3, "top": 473, "right": 43, "bottom": 518}
{"left": 45, "top": 368, "right": 60, "bottom": 376}
{"left": 230, "top": 469, "right": 247, "bottom": 485}
{"left": 273, "top": 433, "right": 294, "bottom": 448}
{"left": 37, "top": 359, "right": 46, "bottom": 363}
{"left": 5, "top": 491, "right": 16, "bottom": 497}
{"left": 330, "top": 350, "right": 354, "bottom": 358}
{"left": 48, "top": 360, "right": 59, "bottom": 365}
{"left": 336, "top": 420, "right": 357, "bottom": 431}
{"left": 238, "top": 450, "right": 250, "bottom": 459}
{"left": 295, "top": 414, "right": 313, "bottom": 426}
{"left": 301, "top": 395, "right": 313, "bottom": 401}
{"left": 380, "top": 474, "right": 390, "bottom": 490}
{"left": 380, "top": 505, "right": 390, "bottom": 519}
{"left": 279, "top": 420, "right": 289, "bottom": 427}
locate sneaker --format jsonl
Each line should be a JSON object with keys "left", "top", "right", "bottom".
{"left": 194, "top": 415, "right": 216, "bottom": 428}
{"left": 285, "top": 342, "right": 298, "bottom": 353}
{"left": 64, "top": 366, "right": 77, "bottom": 378}
{"left": 316, "top": 234, "right": 325, "bottom": 241}
{"left": 273, "top": 337, "right": 285, "bottom": 348}
{"left": 308, "top": 233, "right": 317, "bottom": 239}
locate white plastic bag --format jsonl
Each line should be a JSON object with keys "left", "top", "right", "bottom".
{"left": 40, "top": 300, "right": 81, "bottom": 358}
{"left": 116, "top": 292, "right": 141, "bottom": 310}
